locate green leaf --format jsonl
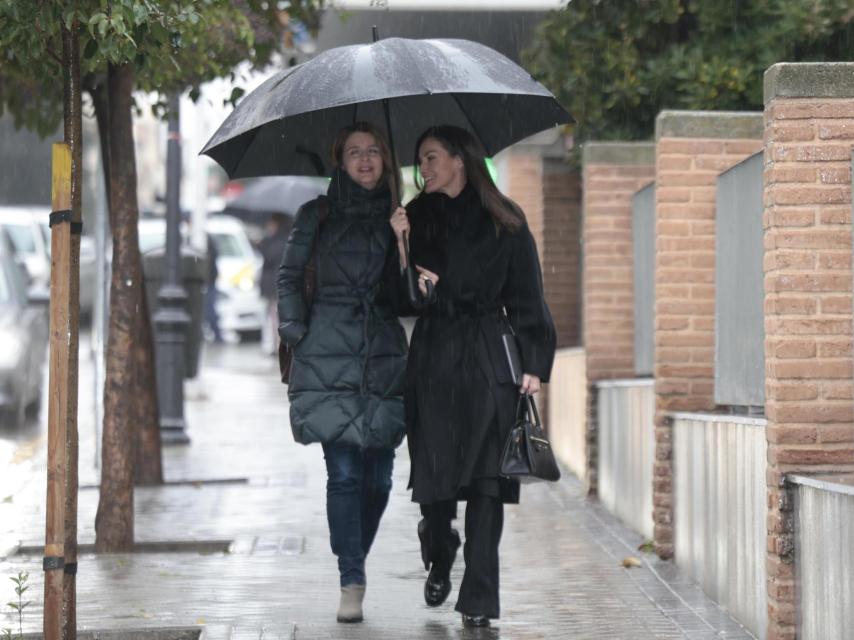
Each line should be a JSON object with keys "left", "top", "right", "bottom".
{"left": 83, "top": 38, "right": 99, "bottom": 60}
{"left": 63, "top": 9, "right": 77, "bottom": 29}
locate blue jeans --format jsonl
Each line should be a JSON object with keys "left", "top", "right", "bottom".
{"left": 204, "top": 286, "right": 222, "bottom": 342}
{"left": 322, "top": 443, "right": 394, "bottom": 586}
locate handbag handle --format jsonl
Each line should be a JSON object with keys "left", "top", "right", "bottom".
{"left": 515, "top": 394, "right": 528, "bottom": 421}
{"left": 523, "top": 393, "right": 543, "bottom": 432}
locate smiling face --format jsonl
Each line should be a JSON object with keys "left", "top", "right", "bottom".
{"left": 342, "top": 131, "right": 383, "bottom": 191}
{"left": 418, "top": 137, "right": 466, "bottom": 197}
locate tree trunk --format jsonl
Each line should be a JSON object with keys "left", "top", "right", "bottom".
{"left": 134, "top": 286, "right": 163, "bottom": 485}
{"left": 62, "top": 23, "right": 82, "bottom": 640}
{"left": 94, "top": 62, "right": 141, "bottom": 551}
{"left": 90, "top": 81, "right": 163, "bottom": 488}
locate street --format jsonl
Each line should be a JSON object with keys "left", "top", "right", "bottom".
{"left": 0, "top": 338, "right": 754, "bottom": 639}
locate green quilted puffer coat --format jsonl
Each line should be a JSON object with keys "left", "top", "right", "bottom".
{"left": 276, "top": 169, "right": 407, "bottom": 449}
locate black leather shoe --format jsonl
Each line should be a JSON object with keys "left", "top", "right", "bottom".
{"left": 424, "top": 570, "right": 452, "bottom": 607}
{"left": 418, "top": 521, "right": 461, "bottom": 607}
{"left": 461, "top": 613, "right": 490, "bottom": 628}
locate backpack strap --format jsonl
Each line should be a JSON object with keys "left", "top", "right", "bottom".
{"left": 316, "top": 194, "right": 329, "bottom": 226}
{"left": 303, "top": 195, "right": 328, "bottom": 303}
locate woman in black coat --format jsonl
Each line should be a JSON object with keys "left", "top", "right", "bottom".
{"left": 390, "top": 125, "right": 556, "bottom": 628}
{"left": 277, "top": 122, "right": 407, "bottom": 624}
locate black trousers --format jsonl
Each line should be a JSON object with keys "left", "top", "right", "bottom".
{"left": 420, "top": 490, "right": 504, "bottom": 618}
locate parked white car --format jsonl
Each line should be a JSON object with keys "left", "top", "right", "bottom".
{"left": 0, "top": 228, "right": 48, "bottom": 425}
{"left": 0, "top": 206, "right": 96, "bottom": 319}
{"left": 138, "top": 215, "right": 265, "bottom": 342}
{"left": 206, "top": 215, "right": 265, "bottom": 342}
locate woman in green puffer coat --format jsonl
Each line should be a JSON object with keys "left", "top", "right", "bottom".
{"left": 276, "top": 122, "right": 407, "bottom": 624}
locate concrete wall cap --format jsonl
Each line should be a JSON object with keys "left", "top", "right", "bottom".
{"left": 655, "top": 110, "right": 764, "bottom": 140}
{"left": 582, "top": 141, "right": 656, "bottom": 166}
{"left": 765, "top": 62, "right": 854, "bottom": 103}
{"left": 502, "top": 127, "right": 569, "bottom": 159}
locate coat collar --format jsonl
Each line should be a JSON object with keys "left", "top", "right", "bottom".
{"left": 327, "top": 168, "right": 391, "bottom": 212}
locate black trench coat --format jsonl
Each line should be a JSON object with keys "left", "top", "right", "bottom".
{"left": 404, "top": 185, "right": 556, "bottom": 505}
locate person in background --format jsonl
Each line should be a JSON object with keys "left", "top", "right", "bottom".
{"left": 204, "top": 232, "right": 223, "bottom": 343}
{"left": 259, "top": 213, "right": 290, "bottom": 354}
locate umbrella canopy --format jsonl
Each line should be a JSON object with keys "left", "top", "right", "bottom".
{"left": 221, "top": 176, "right": 328, "bottom": 224}
{"left": 201, "top": 37, "right": 572, "bottom": 179}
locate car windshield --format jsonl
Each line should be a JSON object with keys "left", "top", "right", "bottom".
{"left": 139, "top": 231, "right": 164, "bottom": 253}
{"left": 212, "top": 233, "right": 246, "bottom": 258}
{"left": 2, "top": 223, "right": 36, "bottom": 254}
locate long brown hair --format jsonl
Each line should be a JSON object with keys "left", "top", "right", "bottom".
{"left": 413, "top": 125, "right": 524, "bottom": 232}
{"left": 331, "top": 121, "right": 401, "bottom": 205}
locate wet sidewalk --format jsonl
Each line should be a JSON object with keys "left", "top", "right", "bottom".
{"left": 0, "top": 342, "right": 755, "bottom": 639}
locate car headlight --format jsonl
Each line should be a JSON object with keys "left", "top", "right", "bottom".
{"left": 229, "top": 263, "right": 256, "bottom": 292}
{"left": 0, "top": 329, "right": 25, "bottom": 369}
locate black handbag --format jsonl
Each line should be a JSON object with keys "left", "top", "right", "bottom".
{"left": 500, "top": 394, "right": 561, "bottom": 483}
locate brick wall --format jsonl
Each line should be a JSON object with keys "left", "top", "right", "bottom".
{"left": 582, "top": 142, "right": 656, "bottom": 493}
{"left": 653, "top": 111, "right": 764, "bottom": 559}
{"left": 506, "top": 152, "right": 545, "bottom": 252}
{"left": 763, "top": 63, "right": 854, "bottom": 640}
{"left": 543, "top": 160, "right": 582, "bottom": 348}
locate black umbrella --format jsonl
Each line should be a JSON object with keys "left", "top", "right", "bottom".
{"left": 200, "top": 37, "right": 573, "bottom": 179}
{"left": 222, "top": 176, "right": 329, "bottom": 225}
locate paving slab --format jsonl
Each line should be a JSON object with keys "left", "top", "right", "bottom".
{"left": 1, "top": 341, "right": 756, "bottom": 639}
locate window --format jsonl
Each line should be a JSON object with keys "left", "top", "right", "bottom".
{"left": 212, "top": 233, "right": 246, "bottom": 258}
{"left": 2, "top": 223, "right": 36, "bottom": 255}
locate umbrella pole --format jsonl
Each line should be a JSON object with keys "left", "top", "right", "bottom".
{"left": 373, "top": 26, "right": 408, "bottom": 268}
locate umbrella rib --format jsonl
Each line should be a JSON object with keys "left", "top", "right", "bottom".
{"left": 450, "top": 94, "right": 491, "bottom": 155}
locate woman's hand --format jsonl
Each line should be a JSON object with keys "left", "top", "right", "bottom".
{"left": 415, "top": 265, "right": 439, "bottom": 297}
{"left": 520, "top": 374, "right": 541, "bottom": 395}
{"left": 390, "top": 207, "right": 409, "bottom": 241}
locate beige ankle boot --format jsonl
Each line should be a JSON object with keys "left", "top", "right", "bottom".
{"left": 336, "top": 584, "right": 365, "bottom": 623}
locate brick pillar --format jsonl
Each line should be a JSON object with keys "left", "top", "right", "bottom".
{"left": 653, "top": 111, "right": 764, "bottom": 559}
{"left": 543, "top": 160, "right": 582, "bottom": 348}
{"left": 763, "top": 63, "right": 854, "bottom": 640}
{"left": 582, "top": 142, "right": 656, "bottom": 494}
{"left": 502, "top": 133, "right": 582, "bottom": 349}
{"left": 500, "top": 130, "right": 583, "bottom": 432}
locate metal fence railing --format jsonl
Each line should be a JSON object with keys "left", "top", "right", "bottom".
{"left": 791, "top": 475, "right": 854, "bottom": 640}
{"left": 673, "top": 413, "right": 768, "bottom": 638}
{"left": 597, "top": 379, "right": 655, "bottom": 539}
